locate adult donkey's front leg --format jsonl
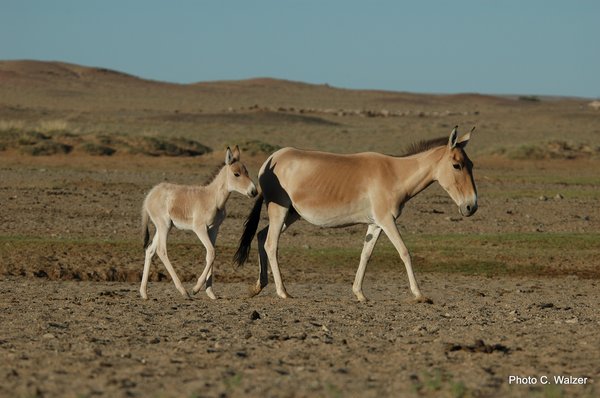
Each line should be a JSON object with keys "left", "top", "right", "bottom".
{"left": 352, "top": 224, "right": 382, "bottom": 302}
{"left": 379, "top": 218, "right": 432, "bottom": 304}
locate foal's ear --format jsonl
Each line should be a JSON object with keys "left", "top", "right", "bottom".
{"left": 225, "top": 147, "right": 234, "bottom": 165}
{"left": 448, "top": 126, "right": 459, "bottom": 149}
{"left": 232, "top": 145, "right": 241, "bottom": 161}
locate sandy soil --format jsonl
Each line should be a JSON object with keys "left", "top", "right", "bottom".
{"left": 1, "top": 276, "right": 598, "bottom": 398}
{"left": 0, "top": 156, "right": 598, "bottom": 398}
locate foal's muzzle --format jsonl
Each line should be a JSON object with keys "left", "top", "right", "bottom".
{"left": 248, "top": 185, "right": 258, "bottom": 198}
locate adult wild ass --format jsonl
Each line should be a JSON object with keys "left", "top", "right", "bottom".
{"left": 235, "top": 127, "right": 477, "bottom": 302}
{"left": 141, "top": 146, "right": 257, "bottom": 300}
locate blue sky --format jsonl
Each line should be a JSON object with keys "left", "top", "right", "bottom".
{"left": 1, "top": 1, "right": 598, "bottom": 97}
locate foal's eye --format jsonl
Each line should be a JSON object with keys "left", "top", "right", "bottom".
{"left": 234, "top": 172, "right": 241, "bottom": 177}
{"left": 453, "top": 164, "right": 461, "bottom": 170}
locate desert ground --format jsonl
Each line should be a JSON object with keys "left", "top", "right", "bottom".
{"left": 0, "top": 60, "right": 599, "bottom": 397}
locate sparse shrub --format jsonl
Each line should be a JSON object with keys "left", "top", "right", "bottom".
{"left": 37, "top": 119, "right": 69, "bottom": 132}
{"left": 490, "top": 140, "right": 600, "bottom": 160}
{"left": 131, "top": 136, "right": 211, "bottom": 156}
{"left": 508, "top": 144, "right": 547, "bottom": 160}
{"left": 21, "top": 140, "right": 73, "bottom": 156}
{"left": 18, "top": 131, "right": 50, "bottom": 145}
{"left": 82, "top": 143, "right": 116, "bottom": 156}
{"left": 240, "top": 139, "right": 281, "bottom": 155}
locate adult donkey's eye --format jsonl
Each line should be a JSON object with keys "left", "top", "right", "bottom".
{"left": 234, "top": 172, "right": 241, "bottom": 177}
{"left": 453, "top": 164, "right": 461, "bottom": 170}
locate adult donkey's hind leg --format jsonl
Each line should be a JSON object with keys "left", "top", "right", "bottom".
{"left": 251, "top": 209, "right": 300, "bottom": 298}
{"left": 263, "top": 204, "right": 300, "bottom": 299}
{"left": 352, "top": 224, "right": 382, "bottom": 302}
{"left": 250, "top": 225, "right": 270, "bottom": 297}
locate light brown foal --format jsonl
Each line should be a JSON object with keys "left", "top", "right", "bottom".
{"left": 141, "top": 146, "right": 257, "bottom": 300}
{"left": 235, "top": 127, "right": 477, "bottom": 302}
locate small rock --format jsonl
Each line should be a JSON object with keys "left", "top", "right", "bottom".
{"left": 538, "top": 195, "right": 548, "bottom": 201}
{"left": 565, "top": 318, "right": 578, "bottom": 324}
{"left": 250, "top": 310, "right": 261, "bottom": 320}
{"left": 42, "top": 333, "right": 55, "bottom": 340}
{"left": 554, "top": 193, "right": 564, "bottom": 200}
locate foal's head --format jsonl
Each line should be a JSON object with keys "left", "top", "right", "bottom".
{"left": 224, "top": 146, "right": 258, "bottom": 198}
{"left": 435, "top": 127, "right": 478, "bottom": 217}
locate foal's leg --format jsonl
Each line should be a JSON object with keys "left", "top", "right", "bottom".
{"left": 140, "top": 231, "right": 159, "bottom": 299}
{"left": 155, "top": 224, "right": 189, "bottom": 298}
{"left": 191, "top": 224, "right": 217, "bottom": 299}
{"left": 264, "top": 203, "right": 292, "bottom": 298}
{"left": 378, "top": 218, "right": 431, "bottom": 303}
{"left": 352, "top": 224, "right": 382, "bottom": 302}
{"left": 203, "top": 224, "right": 219, "bottom": 299}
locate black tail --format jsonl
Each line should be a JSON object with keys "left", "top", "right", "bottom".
{"left": 234, "top": 193, "right": 264, "bottom": 266}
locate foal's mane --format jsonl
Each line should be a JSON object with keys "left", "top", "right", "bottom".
{"left": 203, "top": 162, "right": 226, "bottom": 185}
{"left": 400, "top": 137, "right": 448, "bottom": 157}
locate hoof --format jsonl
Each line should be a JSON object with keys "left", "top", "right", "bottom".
{"left": 206, "top": 288, "right": 217, "bottom": 300}
{"left": 414, "top": 295, "right": 433, "bottom": 304}
{"left": 353, "top": 290, "right": 368, "bottom": 302}
{"left": 277, "top": 291, "right": 293, "bottom": 299}
{"left": 248, "top": 282, "right": 264, "bottom": 298}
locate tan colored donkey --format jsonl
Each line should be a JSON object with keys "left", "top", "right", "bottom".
{"left": 141, "top": 146, "right": 257, "bottom": 300}
{"left": 235, "top": 127, "right": 477, "bottom": 302}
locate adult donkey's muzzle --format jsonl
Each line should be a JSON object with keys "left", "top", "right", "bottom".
{"left": 460, "top": 201, "right": 478, "bottom": 217}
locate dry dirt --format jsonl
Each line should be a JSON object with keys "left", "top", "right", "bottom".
{"left": 1, "top": 61, "right": 599, "bottom": 397}
{"left": 1, "top": 155, "right": 598, "bottom": 398}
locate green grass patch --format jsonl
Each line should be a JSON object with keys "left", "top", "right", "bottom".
{"left": 1, "top": 233, "right": 598, "bottom": 280}
{"left": 286, "top": 232, "right": 600, "bottom": 278}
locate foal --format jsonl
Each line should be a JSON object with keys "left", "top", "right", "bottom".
{"left": 140, "top": 146, "right": 257, "bottom": 299}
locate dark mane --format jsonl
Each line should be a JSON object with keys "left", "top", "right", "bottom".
{"left": 400, "top": 137, "right": 448, "bottom": 157}
{"left": 203, "top": 162, "right": 226, "bottom": 185}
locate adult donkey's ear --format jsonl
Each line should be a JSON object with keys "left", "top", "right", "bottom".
{"left": 457, "top": 126, "right": 475, "bottom": 149}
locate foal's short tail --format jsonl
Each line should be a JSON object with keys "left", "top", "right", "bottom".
{"left": 234, "top": 193, "right": 264, "bottom": 267}
{"left": 141, "top": 207, "right": 150, "bottom": 250}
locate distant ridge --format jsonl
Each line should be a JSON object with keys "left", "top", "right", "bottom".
{"left": 0, "top": 59, "right": 583, "bottom": 116}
